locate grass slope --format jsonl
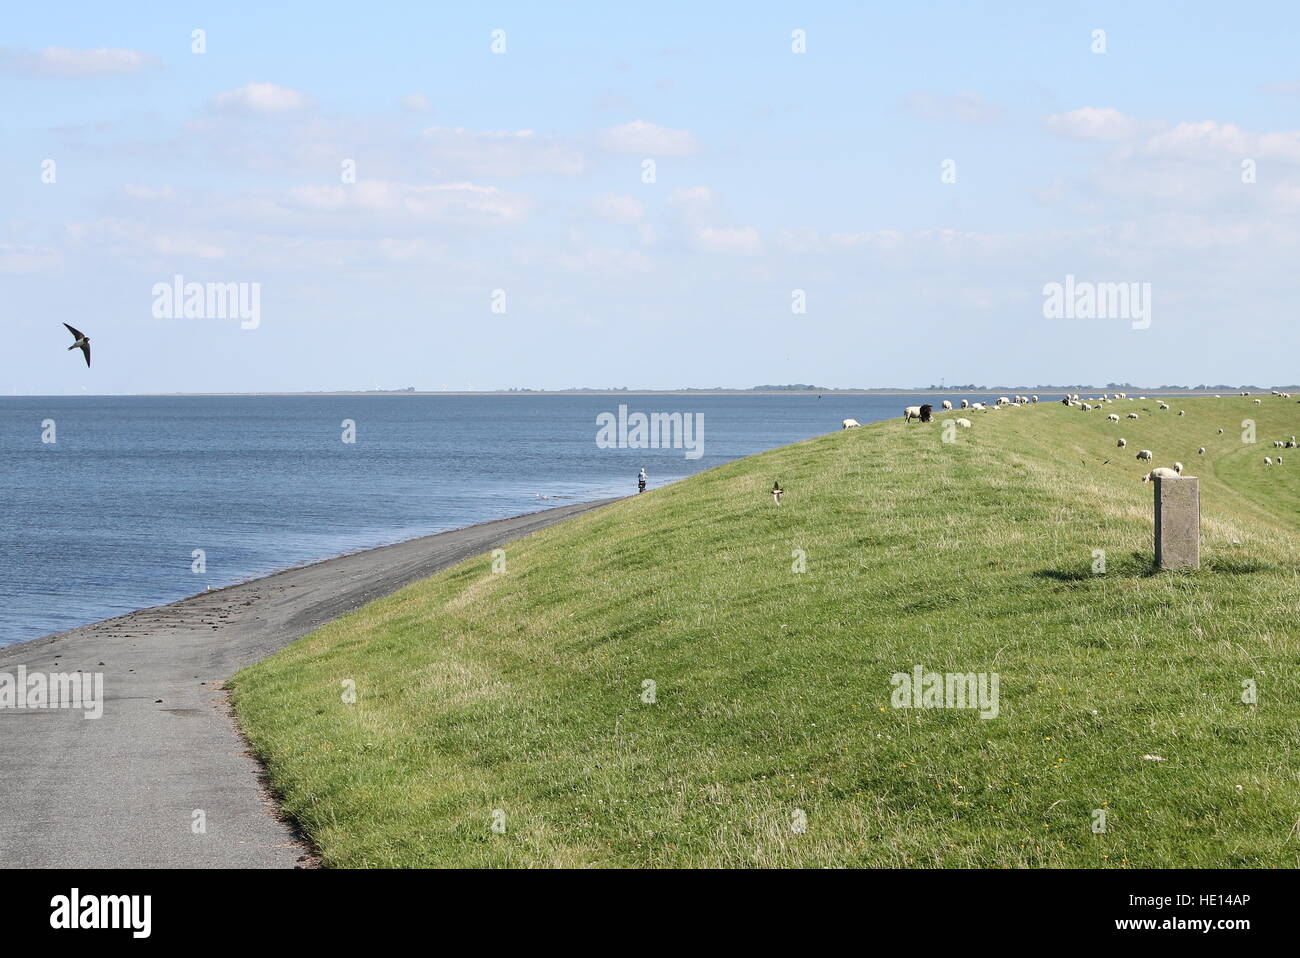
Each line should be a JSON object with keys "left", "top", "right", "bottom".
{"left": 230, "top": 395, "right": 1300, "bottom": 868}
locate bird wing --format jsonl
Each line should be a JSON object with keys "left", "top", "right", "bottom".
{"left": 79, "top": 341, "right": 90, "bottom": 367}
{"left": 63, "top": 322, "right": 85, "bottom": 341}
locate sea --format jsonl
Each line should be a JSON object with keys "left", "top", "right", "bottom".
{"left": 0, "top": 393, "right": 943, "bottom": 645}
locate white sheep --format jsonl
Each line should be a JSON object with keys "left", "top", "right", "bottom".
{"left": 1278, "top": 456, "right": 1284, "bottom": 464}
{"left": 1081, "top": 403, "right": 1092, "bottom": 411}
{"left": 1198, "top": 447, "right": 1205, "bottom": 455}
{"left": 1141, "top": 462, "right": 1184, "bottom": 483}
{"left": 841, "top": 418, "right": 861, "bottom": 429}
{"left": 1288, "top": 437, "right": 1297, "bottom": 448}
{"left": 1178, "top": 410, "right": 1185, "bottom": 416}
{"left": 960, "top": 399, "right": 970, "bottom": 409}
{"left": 1265, "top": 457, "right": 1273, "bottom": 466}
{"left": 1031, "top": 395, "right": 1039, "bottom": 403}
{"left": 1127, "top": 412, "right": 1139, "bottom": 419}
{"left": 1117, "top": 438, "right": 1127, "bottom": 448}
{"left": 903, "top": 405, "right": 922, "bottom": 422}
{"left": 1254, "top": 399, "right": 1262, "bottom": 404}
{"left": 1136, "top": 449, "right": 1153, "bottom": 461}
{"left": 1158, "top": 401, "right": 1169, "bottom": 410}
{"left": 954, "top": 417, "right": 972, "bottom": 428}
{"left": 941, "top": 400, "right": 953, "bottom": 410}
{"left": 1107, "top": 413, "right": 1120, "bottom": 422}
{"left": 996, "top": 396, "right": 1010, "bottom": 405}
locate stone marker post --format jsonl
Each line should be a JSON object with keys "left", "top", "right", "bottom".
{"left": 1154, "top": 476, "right": 1200, "bottom": 570}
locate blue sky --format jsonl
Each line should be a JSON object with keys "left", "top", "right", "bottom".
{"left": 3, "top": 1, "right": 1299, "bottom": 393}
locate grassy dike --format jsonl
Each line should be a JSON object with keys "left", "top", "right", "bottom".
{"left": 230, "top": 396, "right": 1300, "bottom": 867}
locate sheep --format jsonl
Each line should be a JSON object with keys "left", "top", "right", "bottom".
{"left": 1081, "top": 403, "right": 1092, "bottom": 411}
{"left": 1107, "top": 413, "right": 1120, "bottom": 422}
{"left": 1289, "top": 437, "right": 1297, "bottom": 448}
{"left": 996, "top": 396, "right": 1010, "bottom": 406}
{"left": 1127, "top": 412, "right": 1139, "bottom": 419}
{"left": 1278, "top": 455, "right": 1284, "bottom": 464}
{"left": 904, "top": 405, "right": 922, "bottom": 422}
{"left": 960, "top": 399, "right": 970, "bottom": 409}
{"left": 1217, "top": 429, "right": 1224, "bottom": 434}
{"left": 971, "top": 402, "right": 986, "bottom": 411}
{"left": 841, "top": 418, "right": 861, "bottom": 429}
{"left": 941, "top": 400, "right": 953, "bottom": 410}
{"left": 1117, "top": 438, "right": 1127, "bottom": 448}
{"left": 1136, "top": 449, "right": 1153, "bottom": 461}
{"left": 919, "top": 403, "right": 934, "bottom": 423}
{"left": 1141, "top": 463, "right": 1184, "bottom": 483}
{"left": 1198, "top": 447, "right": 1205, "bottom": 455}
{"left": 954, "top": 417, "right": 972, "bottom": 428}
{"left": 1158, "top": 401, "right": 1170, "bottom": 410}
{"left": 1265, "top": 457, "right": 1273, "bottom": 466}
{"left": 1254, "top": 399, "right": 1262, "bottom": 404}
{"left": 1031, "top": 395, "right": 1039, "bottom": 403}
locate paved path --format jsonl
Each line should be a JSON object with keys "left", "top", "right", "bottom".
{"left": 0, "top": 499, "right": 618, "bottom": 868}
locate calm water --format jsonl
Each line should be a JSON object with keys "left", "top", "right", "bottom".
{"left": 0, "top": 393, "right": 937, "bottom": 646}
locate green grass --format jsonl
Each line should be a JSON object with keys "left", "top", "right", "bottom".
{"left": 230, "top": 395, "right": 1300, "bottom": 868}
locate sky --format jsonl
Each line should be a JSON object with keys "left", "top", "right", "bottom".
{"left": 3, "top": 1, "right": 1299, "bottom": 394}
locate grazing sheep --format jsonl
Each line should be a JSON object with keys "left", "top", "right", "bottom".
{"left": 1117, "top": 438, "right": 1127, "bottom": 448}
{"left": 1289, "top": 437, "right": 1297, "bottom": 448}
{"left": 941, "top": 400, "right": 953, "bottom": 410}
{"left": 996, "top": 396, "right": 1010, "bottom": 406}
{"left": 841, "top": 418, "right": 861, "bottom": 429}
{"left": 971, "top": 402, "right": 986, "bottom": 411}
{"left": 1158, "top": 401, "right": 1169, "bottom": 410}
{"left": 1198, "top": 447, "right": 1205, "bottom": 455}
{"left": 1278, "top": 456, "right": 1284, "bottom": 464}
{"left": 1127, "top": 412, "right": 1139, "bottom": 419}
{"left": 1265, "top": 457, "right": 1273, "bottom": 466}
{"left": 960, "top": 399, "right": 970, "bottom": 409}
{"left": 1217, "top": 429, "right": 1224, "bottom": 434}
{"left": 1178, "top": 410, "right": 1185, "bottom": 416}
{"left": 1107, "top": 413, "right": 1120, "bottom": 422}
{"left": 1081, "top": 403, "right": 1092, "bottom": 411}
{"left": 954, "top": 417, "right": 972, "bottom": 428}
{"left": 1031, "top": 395, "right": 1039, "bottom": 403}
{"left": 1254, "top": 399, "right": 1262, "bottom": 404}
{"left": 1137, "top": 449, "right": 1153, "bottom": 461}
{"left": 1142, "top": 463, "right": 1184, "bottom": 483}
{"left": 904, "top": 405, "right": 923, "bottom": 422}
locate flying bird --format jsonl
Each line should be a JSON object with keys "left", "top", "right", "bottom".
{"left": 63, "top": 323, "right": 91, "bottom": 367}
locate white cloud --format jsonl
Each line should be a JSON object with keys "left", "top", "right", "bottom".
{"left": 599, "top": 119, "right": 697, "bottom": 156}
{"left": 0, "top": 243, "right": 61, "bottom": 272}
{"left": 400, "top": 93, "right": 432, "bottom": 114}
{"left": 1045, "top": 107, "right": 1140, "bottom": 142}
{"left": 692, "top": 226, "right": 761, "bottom": 254}
{"left": 123, "top": 185, "right": 177, "bottom": 201}
{"left": 287, "top": 180, "right": 531, "bottom": 225}
{"left": 212, "top": 82, "right": 315, "bottom": 114}
{"left": 0, "top": 46, "right": 158, "bottom": 76}
{"left": 420, "top": 126, "right": 585, "bottom": 177}
{"left": 903, "top": 91, "right": 999, "bottom": 124}
{"left": 592, "top": 192, "right": 643, "bottom": 223}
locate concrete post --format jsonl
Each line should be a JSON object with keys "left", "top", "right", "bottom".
{"left": 1154, "top": 476, "right": 1200, "bottom": 570}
